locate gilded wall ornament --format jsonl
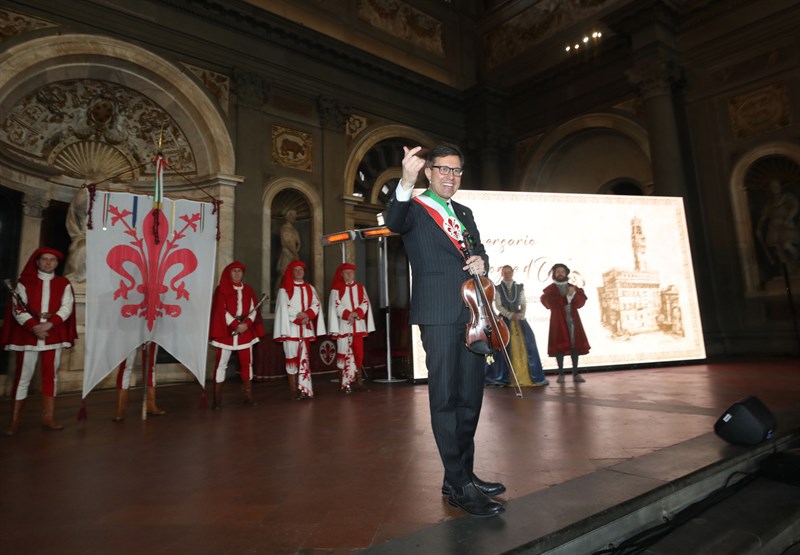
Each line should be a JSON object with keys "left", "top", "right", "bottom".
{"left": 729, "top": 82, "right": 791, "bottom": 139}
{"left": 272, "top": 125, "right": 312, "bottom": 172}
{"left": 346, "top": 114, "right": 368, "bottom": 143}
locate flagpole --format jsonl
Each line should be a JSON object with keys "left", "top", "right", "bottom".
{"left": 141, "top": 342, "right": 149, "bottom": 421}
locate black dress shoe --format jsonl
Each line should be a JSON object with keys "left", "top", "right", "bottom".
{"left": 447, "top": 482, "right": 505, "bottom": 517}
{"left": 442, "top": 475, "right": 506, "bottom": 497}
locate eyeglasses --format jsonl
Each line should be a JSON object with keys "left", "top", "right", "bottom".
{"left": 431, "top": 165, "right": 464, "bottom": 177}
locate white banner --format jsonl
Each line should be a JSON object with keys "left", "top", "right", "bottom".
{"left": 84, "top": 192, "right": 217, "bottom": 396}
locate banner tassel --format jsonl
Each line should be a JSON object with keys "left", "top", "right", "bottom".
{"left": 77, "top": 399, "right": 88, "bottom": 421}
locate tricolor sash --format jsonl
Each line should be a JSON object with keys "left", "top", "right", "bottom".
{"left": 413, "top": 190, "right": 468, "bottom": 256}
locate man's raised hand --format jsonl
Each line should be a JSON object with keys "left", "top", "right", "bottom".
{"left": 401, "top": 146, "right": 426, "bottom": 189}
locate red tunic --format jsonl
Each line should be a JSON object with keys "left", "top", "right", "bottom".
{"left": 208, "top": 282, "right": 264, "bottom": 349}
{"left": 540, "top": 283, "right": 590, "bottom": 357}
{"left": 1, "top": 272, "right": 78, "bottom": 351}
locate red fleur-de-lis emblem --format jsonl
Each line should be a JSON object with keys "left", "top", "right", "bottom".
{"left": 319, "top": 339, "right": 336, "bottom": 366}
{"left": 106, "top": 205, "right": 200, "bottom": 331}
{"left": 444, "top": 217, "right": 462, "bottom": 241}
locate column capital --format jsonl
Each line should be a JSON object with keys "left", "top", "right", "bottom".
{"left": 232, "top": 69, "right": 269, "bottom": 109}
{"left": 626, "top": 59, "right": 684, "bottom": 100}
{"left": 317, "top": 95, "right": 350, "bottom": 132}
{"left": 22, "top": 190, "right": 49, "bottom": 218}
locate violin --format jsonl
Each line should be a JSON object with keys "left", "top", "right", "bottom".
{"left": 460, "top": 231, "right": 523, "bottom": 398}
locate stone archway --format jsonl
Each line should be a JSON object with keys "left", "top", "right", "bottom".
{"left": 344, "top": 124, "right": 434, "bottom": 199}
{"left": 0, "top": 33, "right": 239, "bottom": 270}
{"left": 0, "top": 33, "right": 240, "bottom": 392}
{"left": 521, "top": 112, "right": 652, "bottom": 193}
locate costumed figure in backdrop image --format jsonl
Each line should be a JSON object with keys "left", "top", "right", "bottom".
{"left": 111, "top": 342, "right": 164, "bottom": 422}
{"left": 485, "top": 265, "right": 549, "bottom": 388}
{"left": 1, "top": 248, "right": 78, "bottom": 435}
{"left": 327, "top": 262, "right": 375, "bottom": 394}
{"left": 273, "top": 260, "right": 325, "bottom": 400}
{"left": 384, "top": 143, "right": 506, "bottom": 518}
{"left": 541, "top": 263, "right": 590, "bottom": 383}
{"left": 209, "top": 261, "right": 265, "bottom": 409}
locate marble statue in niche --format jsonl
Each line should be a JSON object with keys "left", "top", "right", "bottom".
{"left": 756, "top": 179, "right": 800, "bottom": 270}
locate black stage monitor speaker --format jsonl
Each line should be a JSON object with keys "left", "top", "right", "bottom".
{"left": 714, "top": 396, "right": 776, "bottom": 445}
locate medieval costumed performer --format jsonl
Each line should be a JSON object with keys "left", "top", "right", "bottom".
{"left": 541, "top": 263, "right": 590, "bottom": 383}
{"left": 1, "top": 248, "right": 78, "bottom": 435}
{"left": 209, "top": 261, "right": 265, "bottom": 408}
{"left": 485, "top": 265, "right": 549, "bottom": 387}
{"left": 327, "top": 263, "right": 375, "bottom": 393}
{"left": 273, "top": 260, "right": 325, "bottom": 400}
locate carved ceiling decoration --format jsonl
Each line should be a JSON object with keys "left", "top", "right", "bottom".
{"left": 356, "top": 0, "right": 444, "bottom": 57}
{"left": 0, "top": 79, "right": 196, "bottom": 182}
{"left": 483, "top": 0, "right": 614, "bottom": 69}
{"left": 0, "top": 8, "right": 57, "bottom": 41}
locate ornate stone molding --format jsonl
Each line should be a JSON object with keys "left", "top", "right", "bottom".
{"left": 626, "top": 59, "right": 684, "bottom": 100}
{"left": 183, "top": 62, "right": 230, "bottom": 116}
{"left": 728, "top": 82, "right": 791, "bottom": 140}
{"left": 317, "top": 95, "right": 350, "bottom": 131}
{"left": 0, "top": 79, "right": 196, "bottom": 181}
{"left": 346, "top": 114, "right": 369, "bottom": 143}
{"left": 22, "top": 190, "right": 49, "bottom": 218}
{"left": 0, "top": 8, "right": 57, "bottom": 41}
{"left": 232, "top": 69, "right": 269, "bottom": 109}
{"left": 356, "top": 0, "right": 444, "bottom": 57}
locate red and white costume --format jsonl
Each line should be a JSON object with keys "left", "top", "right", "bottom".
{"left": 327, "top": 263, "right": 374, "bottom": 390}
{"left": 116, "top": 343, "right": 159, "bottom": 390}
{"left": 208, "top": 261, "right": 264, "bottom": 384}
{"left": 273, "top": 261, "right": 325, "bottom": 398}
{"left": 1, "top": 248, "right": 78, "bottom": 400}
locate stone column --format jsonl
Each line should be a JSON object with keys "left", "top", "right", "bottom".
{"left": 627, "top": 59, "right": 687, "bottom": 198}
{"left": 464, "top": 84, "right": 511, "bottom": 189}
{"left": 317, "top": 94, "right": 350, "bottom": 288}
{"left": 232, "top": 69, "right": 269, "bottom": 288}
{"left": 208, "top": 175, "right": 241, "bottom": 274}
{"left": 18, "top": 191, "right": 48, "bottom": 274}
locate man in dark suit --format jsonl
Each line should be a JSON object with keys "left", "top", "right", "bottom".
{"left": 384, "top": 143, "right": 505, "bottom": 517}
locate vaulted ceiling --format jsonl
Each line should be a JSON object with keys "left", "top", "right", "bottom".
{"left": 239, "top": 0, "right": 722, "bottom": 91}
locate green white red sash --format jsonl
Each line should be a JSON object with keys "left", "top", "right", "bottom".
{"left": 413, "top": 190, "right": 467, "bottom": 255}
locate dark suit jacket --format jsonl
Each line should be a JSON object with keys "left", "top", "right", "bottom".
{"left": 385, "top": 192, "right": 489, "bottom": 326}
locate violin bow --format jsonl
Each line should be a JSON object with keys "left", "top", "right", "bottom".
{"left": 460, "top": 232, "right": 523, "bottom": 398}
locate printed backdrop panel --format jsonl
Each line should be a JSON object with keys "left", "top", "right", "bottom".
{"left": 411, "top": 191, "right": 705, "bottom": 380}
